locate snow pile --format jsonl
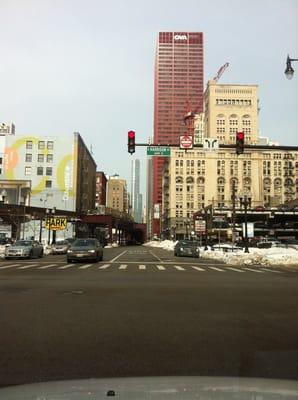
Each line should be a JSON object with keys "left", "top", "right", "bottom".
{"left": 145, "top": 240, "right": 298, "bottom": 266}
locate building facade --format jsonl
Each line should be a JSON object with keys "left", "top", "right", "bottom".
{"left": 131, "top": 159, "right": 142, "bottom": 223}
{"left": 204, "top": 81, "right": 259, "bottom": 145}
{"left": 95, "top": 171, "right": 107, "bottom": 208}
{"left": 162, "top": 146, "right": 298, "bottom": 238}
{"left": 106, "top": 174, "right": 128, "bottom": 212}
{"left": 152, "top": 31, "right": 204, "bottom": 235}
{"left": 0, "top": 132, "right": 96, "bottom": 213}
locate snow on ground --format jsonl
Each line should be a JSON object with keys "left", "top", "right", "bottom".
{"left": 144, "top": 240, "right": 298, "bottom": 266}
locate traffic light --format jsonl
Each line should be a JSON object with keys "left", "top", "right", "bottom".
{"left": 236, "top": 132, "right": 244, "bottom": 155}
{"left": 128, "top": 130, "right": 135, "bottom": 154}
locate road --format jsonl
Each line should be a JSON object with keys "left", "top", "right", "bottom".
{"left": 0, "top": 245, "right": 297, "bottom": 387}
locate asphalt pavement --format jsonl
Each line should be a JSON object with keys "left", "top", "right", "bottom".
{"left": 0, "top": 245, "right": 297, "bottom": 387}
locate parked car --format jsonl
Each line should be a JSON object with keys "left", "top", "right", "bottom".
{"left": 174, "top": 240, "right": 200, "bottom": 258}
{"left": 52, "top": 240, "right": 70, "bottom": 255}
{"left": 257, "top": 240, "right": 282, "bottom": 249}
{"left": 5, "top": 240, "right": 44, "bottom": 259}
{"left": 67, "top": 238, "right": 103, "bottom": 262}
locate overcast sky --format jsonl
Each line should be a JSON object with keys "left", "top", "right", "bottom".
{"left": 1, "top": 0, "right": 297, "bottom": 197}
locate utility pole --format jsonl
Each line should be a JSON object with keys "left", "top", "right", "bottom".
{"left": 231, "top": 180, "right": 236, "bottom": 248}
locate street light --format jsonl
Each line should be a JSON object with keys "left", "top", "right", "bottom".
{"left": 285, "top": 55, "right": 298, "bottom": 80}
{"left": 239, "top": 195, "right": 251, "bottom": 253}
{"left": 46, "top": 207, "right": 56, "bottom": 244}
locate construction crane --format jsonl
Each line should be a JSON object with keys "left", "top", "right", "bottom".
{"left": 213, "top": 62, "right": 229, "bottom": 83}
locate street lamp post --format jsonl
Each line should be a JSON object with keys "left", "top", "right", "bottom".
{"left": 239, "top": 195, "right": 251, "bottom": 253}
{"left": 46, "top": 207, "right": 56, "bottom": 245}
{"left": 285, "top": 55, "right": 298, "bottom": 80}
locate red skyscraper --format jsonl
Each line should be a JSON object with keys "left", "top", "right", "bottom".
{"left": 152, "top": 32, "right": 204, "bottom": 235}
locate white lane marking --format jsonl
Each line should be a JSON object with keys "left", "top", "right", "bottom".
{"left": 149, "top": 250, "right": 163, "bottom": 262}
{"left": 226, "top": 267, "right": 245, "bottom": 273}
{"left": 0, "top": 264, "right": 21, "bottom": 269}
{"left": 18, "top": 264, "right": 38, "bottom": 269}
{"left": 260, "top": 268, "right": 283, "bottom": 274}
{"left": 109, "top": 251, "right": 127, "bottom": 263}
{"left": 243, "top": 267, "right": 265, "bottom": 273}
{"left": 58, "top": 264, "right": 73, "bottom": 269}
{"left": 209, "top": 266, "right": 225, "bottom": 272}
{"left": 79, "top": 264, "right": 93, "bottom": 269}
{"left": 156, "top": 265, "right": 166, "bottom": 270}
{"left": 38, "top": 264, "right": 57, "bottom": 269}
{"left": 139, "top": 265, "right": 146, "bottom": 270}
{"left": 119, "top": 265, "right": 127, "bottom": 270}
{"left": 98, "top": 264, "right": 111, "bottom": 269}
{"left": 191, "top": 266, "right": 205, "bottom": 271}
{"left": 174, "top": 265, "right": 185, "bottom": 271}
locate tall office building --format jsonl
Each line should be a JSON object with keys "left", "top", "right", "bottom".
{"left": 152, "top": 31, "right": 204, "bottom": 234}
{"left": 131, "top": 159, "right": 142, "bottom": 223}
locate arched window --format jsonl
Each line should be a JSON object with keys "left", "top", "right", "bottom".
{"left": 186, "top": 176, "right": 194, "bottom": 184}
{"left": 197, "top": 177, "right": 205, "bottom": 184}
{"left": 175, "top": 176, "right": 183, "bottom": 184}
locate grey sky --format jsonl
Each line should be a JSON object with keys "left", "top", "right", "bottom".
{"left": 1, "top": 0, "right": 297, "bottom": 197}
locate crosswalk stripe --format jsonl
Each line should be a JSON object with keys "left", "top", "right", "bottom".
{"left": 119, "top": 265, "right": 127, "bottom": 270}
{"left": 98, "top": 264, "right": 111, "bottom": 269}
{"left": 139, "top": 265, "right": 146, "bottom": 270}
{"left": 18, "top": 264, "right": 38, "bottom": 269}
{"left": 79, "top": 264, "right": 93, "bottom": 269}
{"left": 58, "top": 264, "right": 73, "bottom": 269}
{"left": 209, "top": 266, "right": 225, "bottom": 272}
{"left": 0, "top": 264, "right": 20, "bottom": 269}
{"left": 243, "top": 267, "right": 265, "bottom": 273}
{"left": 260, "top": 268, "right": 283, "bottom": 274}
{"left": 38, "top": 264, "right": 57, "bottom": 269}
{"left": 174, "top": 265, "right": 185, "bottom": 271}
{"left": 191, "top": 266, "right": 205, "bottom": 271}
{"left": 156, "top": 265, "right": 166, "bottom": 270}
{"left": 226, "top": 267, "right": 245, "bottom": 273}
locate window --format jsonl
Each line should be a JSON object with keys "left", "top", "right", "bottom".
{"left": 45, "top": 180, "right": 52, "bottom": 188}
{"left": 0, "top": 157, "right": 2, "bottom": 164}
{"left": 25, "top": 153, "right": 32, "bottom": 162}
{"left": 37, "top": 167, "right": 43, "bottom": 175}
{"left": 26, "top": 141, "right": 33, "bottom": 149}
{"left": 47, "top": 154, "right": 53, "bottom": 163}
{"left": 38, "top": 141, "right": 45, "bottom": 150}
{"left": 47, "top": 141, "right": 54, "bottom": 150}
{"left": 46, "top": 167, "right": 52, "bottom": 176}
{"left": 38, "top": 154, "right": 44, "bottom": 162}
{"left": 25, "top": 166, "right": 31, "bottom": 175}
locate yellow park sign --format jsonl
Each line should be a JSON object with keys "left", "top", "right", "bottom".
{"left": 45, "top": 217, "right": 67, "bottom": 231}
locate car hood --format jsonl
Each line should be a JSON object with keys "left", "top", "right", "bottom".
{"left": 7, "top": 246, "right": 31, "bottom": 251}
{"left": 0, "top": 377, "right": 296, "bottom": 399}
{"left": 69, "top": 247, "right": 95, "bottom": 251}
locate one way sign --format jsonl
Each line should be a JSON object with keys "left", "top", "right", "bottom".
{"left": 203, "top": 138, "right": 219, "bottom": 151}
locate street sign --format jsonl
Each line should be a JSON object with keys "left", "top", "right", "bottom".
{"left": 195, "top": 220, "right": 206, "bottom": 233}
{"left": 147, "top": 146, "right": 171, "bottom": 156}
{"left": 203, "top": 138, "right": 219, "bottom": 151}
{"left": 180, "top": 134, "right": 193, "bottom": 149}
{"left": 45, "top": 217, "right": 67, "bottom": 231}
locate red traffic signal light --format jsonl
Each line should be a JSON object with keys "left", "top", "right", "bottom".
{"left": 236, "top": 132, "right": 244, "bottom": 155}
{"left": 128, "top": 130, "right": 135, "bottom": 154}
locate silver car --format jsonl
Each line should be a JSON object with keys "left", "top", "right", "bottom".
{"left": 5, "top": 240, "right": 44, "bottom": 259}
{"left": 52, "top": 240, "right": 70, "bottom": 255}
